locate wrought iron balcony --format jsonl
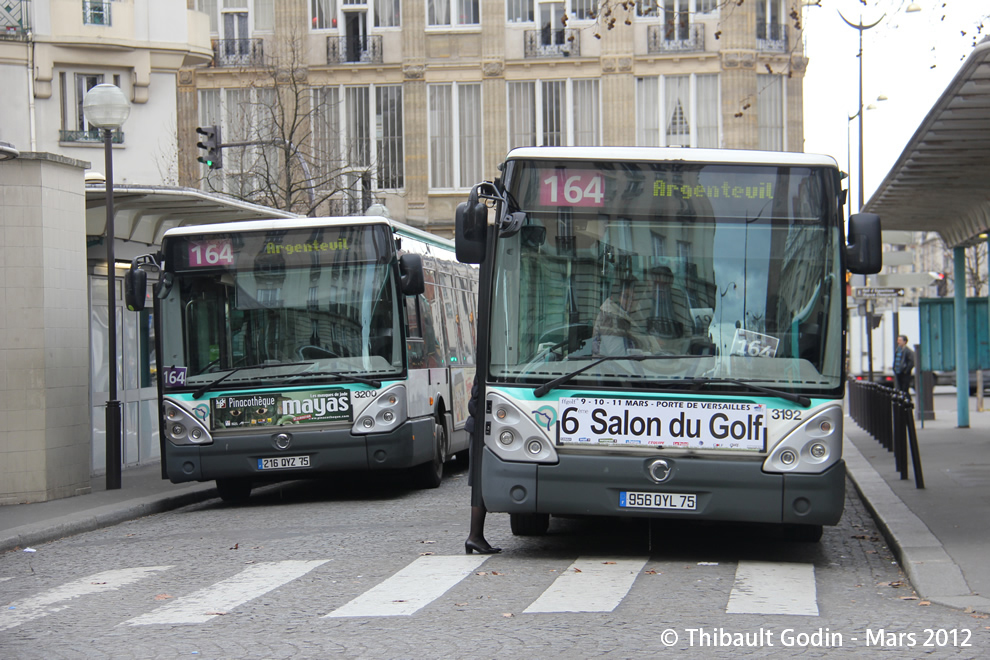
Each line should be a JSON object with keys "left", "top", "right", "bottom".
{"left": 0, "top": 0, "right": 30, "bottom": 41}
{"left": 648, "top": 23, "right": 705, "bottom": 54}
{"left": 524, "top": 28, "right": 580, "bottom": 59}
{"left": 211, "top": 38, "right": 265, "bottom": 67}
{"left": 757, "top": 23, "right": 789, "bottom": 53}
{"left": 327, "top": 35, "right": 383, "bottom": 64}
{"left": 60, "top": 129, "right": 125, "bottom": 144}
{"left": 83, "top": 0, "right": 112, "bottom": 26}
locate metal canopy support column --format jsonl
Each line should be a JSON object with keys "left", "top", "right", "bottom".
{"left": 953, "top": 246, "right": 969, "bottom": 428}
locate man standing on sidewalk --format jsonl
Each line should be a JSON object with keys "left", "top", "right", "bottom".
{"left": 894, "top": 334, "right": 915, "bottom": 393}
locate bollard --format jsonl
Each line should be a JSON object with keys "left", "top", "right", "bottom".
{"left": 893, "top": 391, "right": 907, "bottom": 479}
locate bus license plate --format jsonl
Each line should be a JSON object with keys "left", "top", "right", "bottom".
{"left": 258, "top": 456, "right": 310, "bottom": 470}
{"left": 620, "top": 491, "right": 696, "bottom": 510}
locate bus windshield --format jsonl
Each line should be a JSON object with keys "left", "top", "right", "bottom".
{"left": 159, "top": 224, "right": 403, "bottom": 389}
{"left": 490, "top": 160, "right": 844, "bottom": 394}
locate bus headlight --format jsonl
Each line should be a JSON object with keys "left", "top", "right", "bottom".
{"left": 484, "top": 391, "right": 558, "bottom": 464}
{"left": 352, "top": 385, "right": 407, "bottom": 435}
{"left": 764, "top": 405, "right": 842, "bottom": 474}
{"left": 163, "top": 398, "right": 212, "bottom": 446}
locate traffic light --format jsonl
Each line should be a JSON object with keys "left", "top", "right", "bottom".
{"left": 196, "top": 125, "right": 223, "bottom": 170}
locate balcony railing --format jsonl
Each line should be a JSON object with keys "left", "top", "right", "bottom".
{"left": 647, "top": 23, "right": 705, "bottom": 54}
{"left": 327, "top": 35, "right": 383, "bottom": 64}
{"left": 83, "top": 0, "right": 112, "bottom": 26}
{"left": 212, "top": 38, "right": 265, "bottom": 67}
{"left": 757, "top": 23, "right": 789, "bottom": 53}
{"left": 524, "top": 28, "right": 580, "bottom": 59}
{"left": 0, "top": 0, "right": 30, "bottom": 41}
{"left": 60, "top": 129, "right": 125, "bottom": 144}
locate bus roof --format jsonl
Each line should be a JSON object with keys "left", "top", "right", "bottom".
{"left": 503, "top": 146, "right": 839, "bottom": 169}
{"left": 162, "top": 215, "right": 454, "bottom": 251}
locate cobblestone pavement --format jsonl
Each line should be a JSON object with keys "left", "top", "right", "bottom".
{"left": 1, "top": 467, "right": 987, "bottom": 659}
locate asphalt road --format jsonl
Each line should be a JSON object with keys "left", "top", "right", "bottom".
{"left": 1, "top": 464, "right": 986, "bottom": 659}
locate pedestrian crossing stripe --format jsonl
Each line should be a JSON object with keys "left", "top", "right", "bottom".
{"left": 726, "top": 560, "right": 818, "bottom": 616}
{"left": 1, "top": 557, "right": 821, "bottom": 627}
{"left": 326, "top": 555, "right": 490, "bottom": 618}
{"left": 126, "top": 560, "right": 328, "bottom": 625}
{"left": 524, "top": 557, "right": 649, "bottom": 613}
{"left": 1, "top": 566, "right": 170, "bottom": 632}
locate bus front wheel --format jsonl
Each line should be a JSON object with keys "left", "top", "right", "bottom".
{"left": 413, "top": 420, "right": 446, "bottom": 489}
{"left": 216, "top": 478, "right": 252, "bottom": 503}
{"left": 510, "top": 513, "right": 550, "bottom": 536}
{"left": 783, "top": 523, "right": 823, "bottom": 543}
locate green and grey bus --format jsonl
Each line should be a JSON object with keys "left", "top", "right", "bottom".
{"left": 455, "top": 146, "right": 881, "bottom": 541}
{"left": 125, "top": 216, "right": 478, "bottom": 501}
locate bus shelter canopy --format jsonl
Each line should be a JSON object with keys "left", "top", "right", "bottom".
{"left": 864, "top": 39, "right": 990, "bottom": 249}
{"left": 85, "top": 184, "right": 300, "bottom": 260}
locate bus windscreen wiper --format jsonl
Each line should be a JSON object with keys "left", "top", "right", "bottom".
{"left": 191, "top": 361, "right": 312, "bottom": 399}
{"left": 534, "top": 357, "right": 811, "bottom": 407}
{"left": 693, "top": 378, "right": 811, "bottom": 408}
{"left": 533, "top": 354, "right": 686, "bottom": 397}
{"left": 280, "top": 370, "right": 382, "bottom": 389}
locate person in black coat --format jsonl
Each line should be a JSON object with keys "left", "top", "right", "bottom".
{"left": 464, "top": 377, "right": 501, "bottom": 554}
{"left": 894, "top": 335, "right": 915, "bottom": 393}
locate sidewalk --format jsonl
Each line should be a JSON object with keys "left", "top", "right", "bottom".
{"left": 0, "top": 464, "right": 216, "bottom": 555}
{"left": 844, "top": 391, "right": 990, "bottom": 614}
{"left": 1, "top": 394, "right": 988, "bottom": 615}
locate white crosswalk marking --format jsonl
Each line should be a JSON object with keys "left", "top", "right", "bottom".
{"left": 326, "top": 555, "right": 491, "bottom": 618}
{"left": 726, "top": 560, "right": 818, "bottom": 616}
{"left": 524, "top": 557, "right": 649, "bottom": 613}
{"left": 0, "top": 566, "right": 170, "bottom": 631}
{"left": 126, "top": 560, "right": 327, "bottom": 625}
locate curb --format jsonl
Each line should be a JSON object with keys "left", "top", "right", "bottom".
{"left": 0, "top": 484, "right": 217, "bottom": 555}
{"left": 844, "top": 437, "right": 990, "bottom": 615}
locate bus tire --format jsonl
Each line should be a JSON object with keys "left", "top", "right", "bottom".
{"left": 783, "top": 523, "right": 823, "bottom": 543}
{"left": 414, "top": 420, "right": 446, "bottom": 489}
{"left": 216, "top": 478, "right": 252, "bottom": 503}
{"left": 510, "top": 513, "right": 550, "bottom": 536}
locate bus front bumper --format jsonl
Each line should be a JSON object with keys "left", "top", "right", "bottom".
{"left": 480, "top": 447, "right": 845, "bottom": 526}
{"left": 164, "top": 417, "right": 435, "bottom": 484}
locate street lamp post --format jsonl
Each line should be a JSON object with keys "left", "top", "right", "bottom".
{"left": 838, "top": 12, "right": 884, "bottom": 214}
{"left": 83, "top": 83, "right": 130, "bottom": 490}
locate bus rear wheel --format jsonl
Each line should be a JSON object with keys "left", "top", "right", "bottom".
{"left": 216, "top": 478, "right": 252, "bottom": 503}
{"left": 510, "top": 513, "right": 550, "bottom": 536}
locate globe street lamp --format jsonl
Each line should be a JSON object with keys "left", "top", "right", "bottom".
{"left": 83, "top": 83, "right": 130, "bottom": 490}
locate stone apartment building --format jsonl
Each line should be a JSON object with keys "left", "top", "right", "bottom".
{"left": 177, "top": 0, "right": 809, "bottom": 236}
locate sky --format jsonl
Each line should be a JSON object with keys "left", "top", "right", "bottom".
{"left": 801, "top": 0, "right": 988, "bottom": 214}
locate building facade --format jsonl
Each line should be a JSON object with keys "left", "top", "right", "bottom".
{"left": 0, "top": 0, "right": 213, "bottom": 184}
{"left": 179, "top": 0, "right": 809, "bottom": 235}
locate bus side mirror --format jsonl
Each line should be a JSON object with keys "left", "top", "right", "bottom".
{"left": 399, "top": 253, "right": 425, "bottom": 296}
{"left": 455, "top": 200, "right": 487, "bottom": 264}
{"left": 124, "top": 267, "right": 147, "bottom": 312}
{"left": 846, "top": 212, "right": 882, "bottom": 274}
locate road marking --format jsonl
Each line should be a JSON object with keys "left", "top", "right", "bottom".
{"left": 1, "top": 566, "right": 170, "bottom": 631}
{"left": 326, "top": 555, "right": 490, "bottom": 617}
{"left": 524, "top": 557, "right": 649, "bottom": 613}
{"left": 726, "top": 560, "right": 818, "bottom": 616}
{"left": 127, "top": 560, "right": 327, "bottom": 625}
